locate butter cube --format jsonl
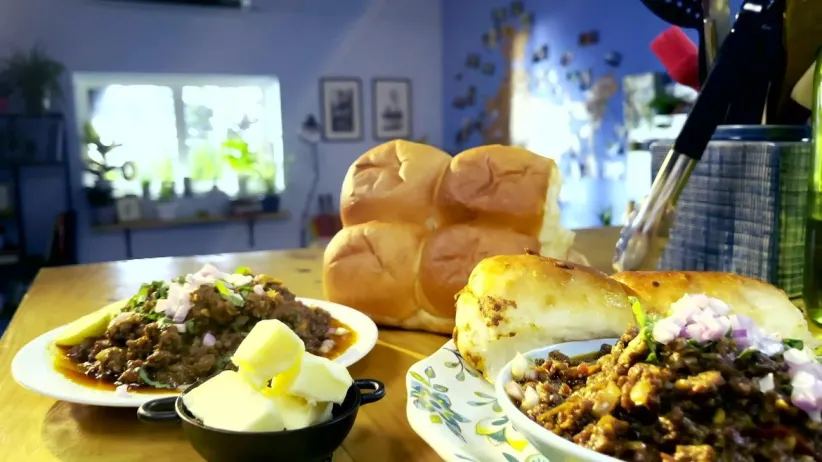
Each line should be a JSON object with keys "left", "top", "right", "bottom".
{"left": 183, "top": 371, "right": 284, "bottom": 432}
{"left": 271, "top": 352, "right": 353, "bottom": 404}
{"left": 232, "top": 319, "right": 304, "bottom": 387}
{"left": 270, "top": 394, "right": 334, "bottom": 430}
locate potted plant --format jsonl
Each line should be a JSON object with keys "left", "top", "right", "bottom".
{"left": 154, "top": 158, "right": 178, "bottom": 220}
{"left": 156, "top": 182, "right": 178, "bottom": 220}
{"left": 222, "top": 137, "right": 257, "bottom": 197}
{"left": 258, "top": 159, "right": 280, "bottom": 213}
{"left": 1, "top": 46, "right": 65, "bottom": 114}
{"left": 83, "top": 122, "right": 134, "bottom": 225}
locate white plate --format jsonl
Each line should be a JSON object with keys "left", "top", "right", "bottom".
{"left": 406, "top": 340, "right": 549, "bottom": 462}
{"left": 11, "top": 297, "right": 378, "bottom": 408}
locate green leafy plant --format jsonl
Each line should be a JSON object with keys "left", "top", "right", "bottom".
{"left": 158, "top": 182, "right": 175, "bottom": 202}
{"left": 257, "top": 159, "right": 277, "bottom": 194}
{"left": 599, "top": 208, "right": 612, "bottom": 226}
{"left": 83, "top": 122, "right": 135, "bottom": 183}
{"left": 221, "top": 138, "right": 257, "bottom": 177}
{"left": 190, "top": 143, "right": 223, "bottom": 184}
{"left": 1, "top": 45, "right": 65, "bottom": 114}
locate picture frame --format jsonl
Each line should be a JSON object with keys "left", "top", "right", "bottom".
{"left": 372, "top": 78, "right": 412, "bottom": 141}
{"left": 115, "top": 195, "right": 142, "bottom": 222}
{"left": 319, "top": 77, "right": 364, "bottom": 142}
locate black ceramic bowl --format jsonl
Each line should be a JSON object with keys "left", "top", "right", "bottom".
{"left": 137, "top": 379, "right": 385, "bottom": 462}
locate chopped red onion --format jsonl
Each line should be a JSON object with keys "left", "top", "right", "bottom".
{"left": 732, "top": 329, "right": 747, "bottom": 338}
{"left": 334, "top": 327, "right": 348, "bottom": 336}
{"left": 520, "top": 386, "right": 539, "bottom": 411}
{"left": 174, "top": 323, "right": 186, "bottom": 333}
{"left": 758, "top": 373, "right": 775, "bottom": 393}
{"left": 504, "top": 381, "right": 524, "bottom": 401}
{"left": 203, "top": 332, "right": 216, "bottom": 347}
{"left": 115, "top": 384, "right": 130, "bottom": 397}
{"left": 319, "top": 339, "right": 335, "bottom": 354}
{"left": 253, "top": 284, "right": 265, "bottom": 296}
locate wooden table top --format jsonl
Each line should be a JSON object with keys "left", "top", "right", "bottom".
{"left": 0, "top": 248, "right": 449, "bottom": 462}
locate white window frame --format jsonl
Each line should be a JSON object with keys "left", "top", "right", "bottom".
{"left": 72, "top": 72, "right": 285, "bottom": 193}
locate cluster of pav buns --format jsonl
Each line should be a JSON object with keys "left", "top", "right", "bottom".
{"left": 322, "top": 140, "right": 576, "bottom": 334}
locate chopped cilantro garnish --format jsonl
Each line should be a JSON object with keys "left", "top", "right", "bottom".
{"left": 784, "top": 338, "right": 804, "bottom": 350}
{"left": 138, "top": 368, "right": 173, "bottom": 389}
{"left": 631, "top": 296, "right": 659, "bottom": 363}
{"left": 214, "top": 280, "right": 232, "bottom": 296}
{"left": 234, "top": 266, "right": 253, "bottom": 275}
{"left": 185, "top": 319, "right": 196, "bottom": 334}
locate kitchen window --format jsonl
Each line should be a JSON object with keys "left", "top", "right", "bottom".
{"left": 72, "top": 73, "right": 284, "bottom": 198}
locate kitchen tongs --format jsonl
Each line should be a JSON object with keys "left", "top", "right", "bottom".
{"left": 613, "top": 0, "right": 786, "bottom": 272}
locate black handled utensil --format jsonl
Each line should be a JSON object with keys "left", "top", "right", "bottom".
{"left": 615, "top": 0, "right": 787, "bottom": 272}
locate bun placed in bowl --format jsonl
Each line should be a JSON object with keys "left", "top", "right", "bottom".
{"left": 454, "top": 254, "right": 637, "bottom": 383}
{"left": 418, "top": 225, "right": 540, "bottom": 321}
{"left": 340, "top": 140, "right": 451, "bottom": 228}
{"left": 613, "top": 271, "right": 819, "bottom": 347}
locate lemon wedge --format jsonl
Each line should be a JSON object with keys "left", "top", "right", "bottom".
{"left": 53, "top": 301, "right": 124, "bottom": 346}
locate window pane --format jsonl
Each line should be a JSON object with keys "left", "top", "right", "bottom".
{"left": 182, "top": 85, "right": 272, "bottom": 196}
{"left": 85, "top": 85, "right": 178, "bottom": 197}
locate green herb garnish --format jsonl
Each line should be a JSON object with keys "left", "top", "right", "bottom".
{"left": 138, "top": 368, "right": 173, "bottom": 389}
{"left": 234, "top": 266, "right": 253, "bottom": 275}
{"left": 784, "top": 338, "right": 804, "bottom": 350}
{"left": 631, "top": 296, "right": 659, "bottom": 363}
{"left": 214, "top": 280, "right": 232, "bottom": 296}
{"left": 185, "top": 319, "right": 196, "bottom": 334}
{"left": 214, "top": 280, "right": 244, "bottom": 307}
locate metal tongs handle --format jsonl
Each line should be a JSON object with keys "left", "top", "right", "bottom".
{"left": 613, "top": 0, "right": 786, "bottom": 272}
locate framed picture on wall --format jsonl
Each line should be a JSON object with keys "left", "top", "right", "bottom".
{"left": 319, "top": 78, "right": 363, "bottom": 141}
{"left": 372, "top": 78, "right": 412, "bottom": 140}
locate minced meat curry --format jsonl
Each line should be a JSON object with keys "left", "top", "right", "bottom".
{"left": 64, "top": 265, "right": 349, "bottom": 390}
{"left": 505, "top": 294, "right": 822, "bottom": 462}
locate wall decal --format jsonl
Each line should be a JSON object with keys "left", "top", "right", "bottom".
{"left": 465, "top": 54, "right": 481, "bottom": 69}
{"left": 501, "top": 24, "right": 516, "bottom": 40}
{"left": 604, "top": 51, "right": 623, "bottom": 67}
{"left": 492, "top": 7, "right": 508, "bottom": 24}
{"left": 531, "top": 44, "right": 548, "bottom": 63}
{"left": 481, "top": 62, "right": 496, "bottom": 76}
{"left": 482, "top": 28, "right": 499, "bottom": 49}
{"left": 521, "top": 12, "right": 534, "bottom": 29}
{"left": 560, "top": 51, "right": 574, "bottom": 66}
{"left": 455, "top": 72, "right": 463, "bottom": 81}
{"left": 510, "top": 1, "right": 524, "bottom": 15}
{"left": 578, "top": 30, "right": 600, "bottom": 46}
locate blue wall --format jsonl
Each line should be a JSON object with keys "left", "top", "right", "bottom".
{"left": 0, "top": 0, "right": 444, "bottom": 262}
{"left": 442, "top": 0, "right": 742, "bottom": 228}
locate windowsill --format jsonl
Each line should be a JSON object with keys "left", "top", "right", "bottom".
{"left": 90, "top": 210, "right": 290, "bottom": 233}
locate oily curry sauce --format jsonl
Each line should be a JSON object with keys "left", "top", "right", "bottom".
{"left": 54, "top": 317, "right": 358, "bottom": 393}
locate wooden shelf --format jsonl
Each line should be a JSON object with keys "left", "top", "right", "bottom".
{"left": 91, "top": 211, "right": 291, "bottom": 233}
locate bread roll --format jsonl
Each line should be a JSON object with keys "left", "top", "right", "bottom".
{"left": 613, "top": 271, "right": 819, "bottom": 347}
{"left": 323, "top": 222, "right": 429, "bottom": 328}
{"left": 340, "top": 140, "right": 451, "bottom": 228}
{"left": 434, "top": 145, "right": 573, "bottom": 258}
{"left": 454, "top": 254, "right": 637, "bottom": 383}
{"left": 418, "top": 225, "right": 540, "bottom": 322}
{"left": 324, "top": 141, "right": 575, "bottom": 333}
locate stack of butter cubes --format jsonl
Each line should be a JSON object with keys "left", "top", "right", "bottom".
{"left": 182, "top": 319, "right": 353, "bottom": 432}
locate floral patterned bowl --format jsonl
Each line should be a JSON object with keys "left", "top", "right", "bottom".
{"left": 405, "top": 340, "right": 549, "bottom": 462}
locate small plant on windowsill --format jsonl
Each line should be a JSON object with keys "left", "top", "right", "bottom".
{"left": 0, "top": 45, "right": 65, "bottom": 115}
{"left": 154, "top": 158, "right": 178, "bottom": 221}
{"left": 83, "top": 122, "right": 134, "bottom": 225}
{"left": 258, "top": 159, "right": 280, "bottom": 213}
{"left": 222, "top": 137, "right": 257, "bottom": 197}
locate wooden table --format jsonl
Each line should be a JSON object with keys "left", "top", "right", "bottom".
{"left": 0, "top": 249, "right": 449, "bottom": 462}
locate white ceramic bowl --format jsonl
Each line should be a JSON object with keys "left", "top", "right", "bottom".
{"left": 494, "top": 339, "right": 620, "bottom": 462}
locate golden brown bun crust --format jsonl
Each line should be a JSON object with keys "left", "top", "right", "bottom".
{"left": 322, "top": 222, "right": 427, "bottom": 326}
{"left": 340, "top": 140, "right": 451, "bottom": 227}
{"left": 613, "top": 271, "right": 817, "bottom": 345}
{"left": 419, "top": 225, "right": 540, "bottom": 319}
{"left": 434, "top": 145, "right": 557, "bottom": 236}
{"left": 455, "top": 254, "right": 637, "bottom": 382}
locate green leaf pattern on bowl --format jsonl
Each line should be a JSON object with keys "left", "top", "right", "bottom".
{"left": 406, "top": 340, "right": 551, "bottom": 462}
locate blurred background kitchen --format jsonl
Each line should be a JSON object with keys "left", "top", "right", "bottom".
{"left": 0, "top": 0, "right": 810, "bottom": 331}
